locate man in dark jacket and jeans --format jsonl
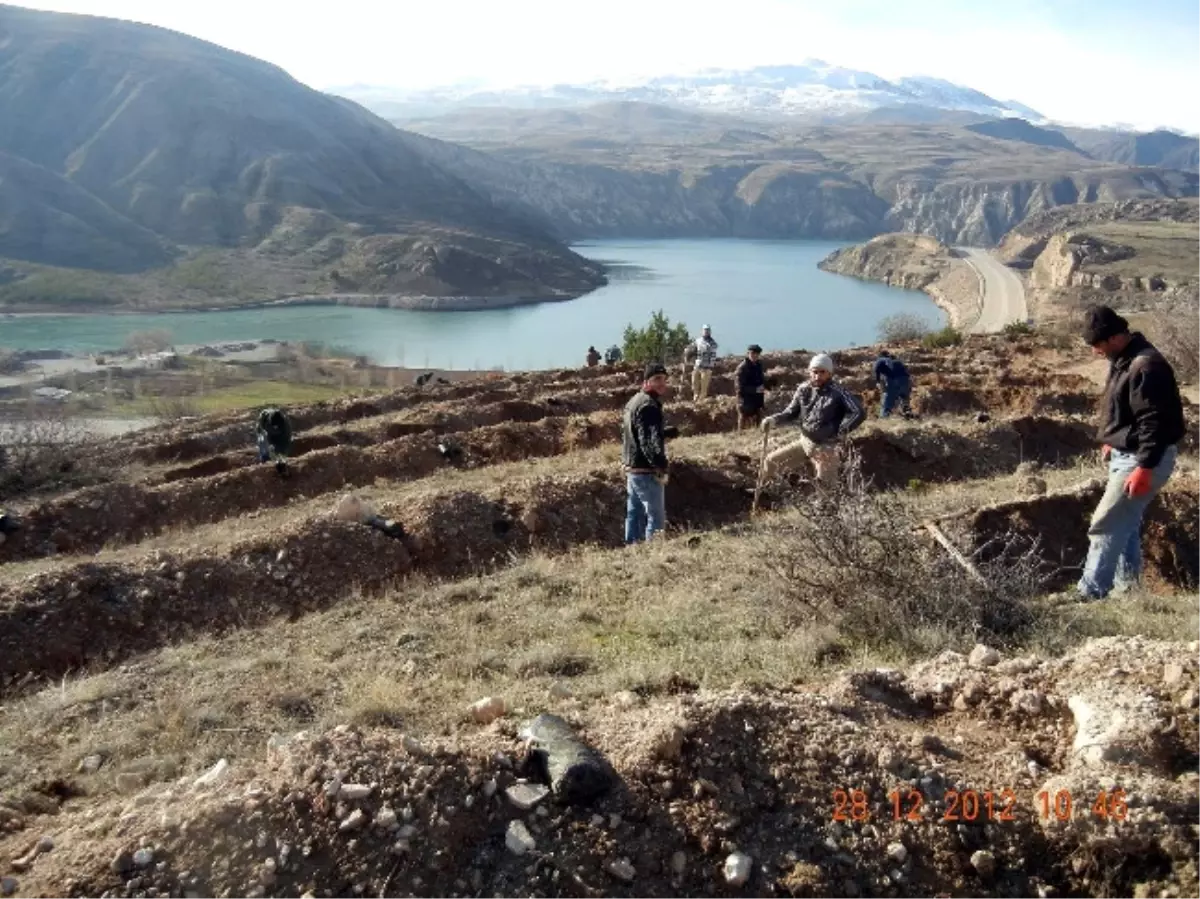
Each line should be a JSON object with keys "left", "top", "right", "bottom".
{"left": 622, "top": 362, "right": 671, "bottom": 544}
{"left": 735, "top": 344, "right": 767, "bottom": 430}
{"left": 1075, "top": 305, "right": 1186, "bottom": 600}
{"left": 873, "top": 351, "right": 915, "bottom": 418}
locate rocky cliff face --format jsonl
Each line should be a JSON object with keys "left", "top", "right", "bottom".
{"left": 404, "top": 129, "right": 1198, "bottom": 248}
{"left": 817, "top": 234, "right": 981, "bottom": 328}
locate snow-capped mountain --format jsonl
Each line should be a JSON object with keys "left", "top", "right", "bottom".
{"left": 329, "top": 61, "right": 1046, "bottom": 123}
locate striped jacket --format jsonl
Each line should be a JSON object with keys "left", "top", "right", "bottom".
{"left": 769, "top": 380, "right": 865, "bottom": 444}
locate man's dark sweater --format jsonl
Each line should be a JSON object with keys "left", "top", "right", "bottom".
{"left": 1098, "top": 332, "right": 1186, "bottom": 469}
{"left": 735, "top": 357, "right": 766, "bottom": 411}
{"left": 622, "top": 390, "right": 668, "bottom": 472}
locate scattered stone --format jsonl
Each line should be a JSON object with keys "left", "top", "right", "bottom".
{"left": 1068, "top": 690, "right": 1170, "bottom": 768}
{"left": 724, "top": 852, "right": 753, "bottom": 886}
{"left": 1163, "top": 663, "right": 1185, "bottom": 686}
{"left": 1181, "top": 688, "right": 1198, "bottom": 709}
{"left": 374, "top": 807, "right": 397, "bottom": 830}
{"left": 887, "top": 842, "right": 908, "bottom": 864}
{"left": 338, "top": 809, "right": 366, "bottom": 833}
{"left": 1011, "top": 689, "right": 1045, "bottom": 715}
{"left": 968, "top": 645, "right": 1001, "bottom": 668}
{"left": 549, "top": 681, "right": 573, "bottom": 700}
{"left": 471, "top": 696, "right": 506, "bottom": 725}
{"left": 670, "top": 850, "right": 687, "bottom": 876}
{"left": 505, "top": 783, "right": 549, "bottom": 811}
{"left": 606, "top": 858, "right": 636, "bottom": 882}
{"left": 653, "top": 720, "right": 687, "bottom": 761}
{"left": 970, "top": 849, "right": 996, "bottom": 878}
{"left": 481, "top": 779, "right": 498, "bottom": 799}
{"left": 115, "top": 772, "right": 149, "bottom": 795}
{"left": 36, "top": 835, "right": 54, "bottom": 853}
{"left": 77, "top": 754, "right": 105, "bottom": 774}
{"left": 132, "top": 848, "right": 155, "bottom": 869}
{"left": 338, "top": 783, "right": 372, "bottom": 801}
{"left": 520, "top": 713, "right": 614, "bottom": 805}
{"left": 505, "top": 820, "right": 536, "bottom": 856}
{"left": 613, "top": 690, "right": 640, "bottom": 707}
{"left": 0, "top": 877, "right": 17, "bottom": 897}
{"left": 192, "top": 758, "right": 229, "bottom": 790}
{"left": 111, "top": 851, "right": 134, "bottom": 876}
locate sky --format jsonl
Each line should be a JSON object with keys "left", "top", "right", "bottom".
{"left": 14, "top": 0, "right": 1200, "bottom": 131}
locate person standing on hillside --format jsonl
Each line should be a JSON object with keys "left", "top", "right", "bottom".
{"left": 873, "top": 350, "right": 916, "bottom": 419}
{"left": 256, "top": 407, "right": 293, "bottom": 475}
{"left": 760, "top": 353, "right": 865, "bottom": 488}
{"left": 605, "top": 344, "right": 623, "bottom": 366}
{"left": 621, "top": 362, "right": 671, "bottom": 544}
{"left": 691, "top": 325, "right": 719, "bottom": 401}
{"left": 586, "top": 346, "right": 601, "bottom": 367}
{"left": 735, "top": 344, "right": 767, "bottom": 430}
{"left": 1074, "top": 305, "right": 1185, "bottom": 600}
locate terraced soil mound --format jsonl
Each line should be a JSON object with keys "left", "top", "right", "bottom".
{"left": 1, "top": 637, "right": 1194, "bottom": 899}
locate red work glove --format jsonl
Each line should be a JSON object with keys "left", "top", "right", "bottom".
{"left": 1124, "top": 466, "right": 1153, "bottom": 498}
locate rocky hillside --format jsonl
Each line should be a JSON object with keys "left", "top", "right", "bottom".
{"left": 1064, "top": 127, "right": 1200, "bottom": 173}
{"left": 817, "top": 234, "right": 980, "bottom": 328}
{"left": 401, "top": 104, "right": 1198, "bottom": 247}
{"left": 0, "top": 6, "right": 604, "bottom": 306}
{"left": 992, "top": 199, "right": 1199, "bottom": 320}
{"left": 0, "top": 335, "right": 1196, "bottom": 898}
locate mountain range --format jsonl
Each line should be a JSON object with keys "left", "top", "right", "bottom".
{"left": 0, "top": 3, "right": 605, "bottom": 306}
{"left": 0, "top": 6, "right": 1196, "bottom": 312}
{"left": 332, "top": 62, "right": 1048, "bottom": 125}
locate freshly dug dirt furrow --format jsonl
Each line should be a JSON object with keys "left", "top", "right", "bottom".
{"left": 101, "top": 367, "right": 645, "bottom": 466}
{"left": 0, "top": 458, "right": 760, "bottom": 692}
{"left": 0, "top": 401, "right": 735, "bottom": 564}
{"left": 961, "top": 476, "right": 1200, "bottom": 590}
{"left": 0, "top": 412, "right": 1101, "bottom": 565}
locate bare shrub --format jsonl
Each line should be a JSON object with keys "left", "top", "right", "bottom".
{"left": 876, "top": 313, "right": 931, "bottom": 343}
{"left": 1149, "top": 306, "right": 1199, "bottom": 383}
{"left": 125, "top": 329, "right": 174, "bottom": 355}
{"left": 145, "top": 391, "right": 201, "bottom": 422}
{"left": 755, "top": 450, "right": 1046, "bottom": 651}
{"left": 0, "top": 406, "right": 109, "bottom": 500}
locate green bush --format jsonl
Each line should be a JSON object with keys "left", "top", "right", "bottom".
{"left": 621, "top": 310, "right": 690, "bottom": 364}
{"left": 922, "top": 326, "right": 963, "bottom": 349}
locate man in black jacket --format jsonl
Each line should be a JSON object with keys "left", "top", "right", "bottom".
{"left": 621, "top": 362, "right": 671, "bottom": 544}
{"left": 761, "top": 353, "right": 865, "bottom": 488}
{"left": 735, "top": 344, "right": 767, "bottom": 430}
{"left": 1075, "top": 305, "right": 1186, "bottom": 599}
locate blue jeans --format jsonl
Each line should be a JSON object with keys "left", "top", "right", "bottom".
{"left": 881, "top": 379, "right": 912, "bottom": 417}
{"left": 625, "top": 473, "right": 666, "bottom": 544}
{"left": 257, "top": 433, "right": 272, "bottom": 463}
{"left": 1077, "top": 446, "right": 1177, "bottom": 598}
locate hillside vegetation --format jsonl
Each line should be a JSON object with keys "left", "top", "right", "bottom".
{"left": 0, "top": 333, "right": 1196, "bottom": 897}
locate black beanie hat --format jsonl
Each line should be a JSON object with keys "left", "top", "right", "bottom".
{"left": 643, "top": 362, "right": 669, "bottom": 380}
{"left": 1082, "top": 305, "right": 1129, "bottom": 345}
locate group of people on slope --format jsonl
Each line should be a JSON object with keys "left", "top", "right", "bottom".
{"left": 620, "top": 304, "right": 1188, "bottom": 606}
{"left": 585, "top": 345, "right": 624, "bottom": 367}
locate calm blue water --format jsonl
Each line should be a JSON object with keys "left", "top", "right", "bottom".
{"left": 0, "top": 240, "right": 941, "bottom": 370}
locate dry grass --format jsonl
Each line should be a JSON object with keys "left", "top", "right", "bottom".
{"left": 1084, "top": 221, "right": 1199, "bottom": 281}
{"left": 1, "top": 487, "right": 1193, "bottom": 801}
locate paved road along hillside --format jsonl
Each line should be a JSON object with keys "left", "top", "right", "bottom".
{"left": 958, "top": 248, "right": 1029, "bottom": 334}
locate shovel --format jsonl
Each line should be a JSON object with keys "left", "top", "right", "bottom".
{"left": 751, "top": 427, "right": 771, "bottom": 516}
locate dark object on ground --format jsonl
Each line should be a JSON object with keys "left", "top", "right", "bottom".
{"left": 519, "top": 713, "right": 614, "bottom": 806}
{"left": 437, "top": 441, "right": 463, "bottom": 462}
{"left": 436, "top": 376, "right": 450, "bottom": 384}
{"left": 546, "top": 397, "right": 562, "bottom": 406}
{"left": 364, "top": 514, "right": 406, "bottom": 540}
{"left": 0, "top": 512, "right": 20, "bottom": 535}
{"left": 902, "top": 410, "right": 921, "bottom": 421}
{"left": 663, "top": 425, "right": 680, "bottom": 440}
{"left": 274, "top": 460, "right": 289, "bottom": 477}
{"left": 415, "top": 372, "right": 435, "bottom": 387}
{"left": 976, "top": 412, "right": 991, "bottom": 423}
{"left": 763, "top": 377, "right": 779, "bottom": 390}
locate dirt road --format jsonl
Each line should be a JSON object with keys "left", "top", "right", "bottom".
{"left": 959, "top": 247, "right": 1029, "bottom": 333}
